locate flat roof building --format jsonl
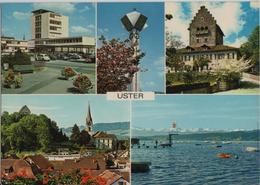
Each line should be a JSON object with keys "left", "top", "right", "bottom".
{"left": 30, "top": 9, "right": 95, "bottom": 55}
{"left": 32, "top": 9, "right": 68, "bottom": 39}
{"left": 1, "top": 36, "right": 28, "bottom": 54}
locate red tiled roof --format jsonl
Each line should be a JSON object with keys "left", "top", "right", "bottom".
{"left": 177, "top": 45, "right": 238, "bottom": 54}
{"left": 52, "top": 155, "right": 106, "bottom": 174}
{"left": 1, "top": 159, "right": 36, "bottom": 179}
{"left": 93, "top": 131, "right": 117, "bottom": 139}
{"left": 98, "top": 170, "right": 122, "bottom": 185}
{"left": 24, "top": 154, "right": 53, "bottom": 170}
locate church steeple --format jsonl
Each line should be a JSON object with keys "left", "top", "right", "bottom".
{"left": 86, "top": 102, "right": 93, "bottom": 132}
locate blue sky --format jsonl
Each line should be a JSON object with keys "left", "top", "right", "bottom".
{"left": 2, "top": 95, "right": 130, "bottom": 128}
{"left": 97, "top": 3, "right": 165, "bottom": 93}
{"left": 132, "top": 95, "right": 259, "bottom": 131}
{"left": 1, "top": 3, "right": 96, "bottom": 40}
{"left": 166, "top": 2, "right": 260, "bottom": 47}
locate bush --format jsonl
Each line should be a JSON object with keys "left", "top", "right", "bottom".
{"left": 14, "top": 73, "right": 23, "bottom": 88}
{"left": 1, "top": 50, "right": 31, "bottom": 68}
{"left": 166, "top": 72, "right": 217, "bottom": 85}
{"left": 3, "top": 70, "right": 23, "bottom": 88}
{"left": 61, "top": 67, "right": 77, "bottom": 79}
{"left": 73, "top": 74, "right": 93, "bottom": 93}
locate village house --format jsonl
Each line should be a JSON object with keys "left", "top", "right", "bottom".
{"left": 1, "top": 159, "right": 36, "bottom": 179}
{"left": 93, "top": 131, "right": 118, "bottom": 150}
{"left": 85, "top": 103, "right": 118, "bottom": 150}
{"left": 98, "top": 170, "right": 129, "bottom": 185}
{"left": 24, "top": 154, "right": 54, "bottom": 172}
{"left": 170, "top": 6, "right": 239, "bottom": 71}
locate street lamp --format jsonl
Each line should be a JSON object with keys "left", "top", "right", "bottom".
{"left": 121, "top": 9, "right": 147, "bottom": 92}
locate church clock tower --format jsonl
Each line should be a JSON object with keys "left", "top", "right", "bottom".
{"left": 86, "top": 102, "right": 93, "bottom": 134}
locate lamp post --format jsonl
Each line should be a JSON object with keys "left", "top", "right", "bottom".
{"left": 121, "top": 9, "right": 147, "bottom": 92}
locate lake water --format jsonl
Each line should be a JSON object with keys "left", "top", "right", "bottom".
{"left": 131, "top": 141, "right": 260, "bottom": 185}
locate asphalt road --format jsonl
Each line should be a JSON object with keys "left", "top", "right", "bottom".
{"left": 2, "top": 60, "right": 96, "bottom": 94}
{"left": 45, "top": 60, "right": 95, "bottom": 74}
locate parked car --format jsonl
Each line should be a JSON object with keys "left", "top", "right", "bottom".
{"left": 36, "top": 54, "right": 50, "bottom": 61}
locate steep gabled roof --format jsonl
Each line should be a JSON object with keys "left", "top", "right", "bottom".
{"left": 98, "top": 170, "right": 123, "bottom": 185}
{"left": 86, "top": 103, "right": 93, "bottom": 127}
{"left": 177, "top": 45, "right": 238, "bottom": 54}
{"left": 19, "top": 105, "right": 31, "bottom": 115}
{"left": 92, "top": 131, "right": 117, "bottom": 139}
{"left": 24, "top": 155, "right": 53, "bottom": 170}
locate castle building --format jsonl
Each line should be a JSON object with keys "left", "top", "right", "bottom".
{"left": 176, "top": 6, "right": 238, "bottom": 70}
{"left": 30, "top": 9, "right": 95, "bottom": 55}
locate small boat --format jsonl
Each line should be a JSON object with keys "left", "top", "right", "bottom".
{"left": 217, "top": 153, "right": 232, "bottom": 158}
{"left": 216, "top": 145, "right": 222, "bottom": 148}
{"left": 222, "top": 141, "right": 232, "bottom": 144}
{"left": 246, "top": 147, "right": 259, "bottom": 152}
{"left": 195, "top": 143, "right": 201, "bottom": 146}
{"left": 131, "top": 162, "right": 151, "bottom": 173}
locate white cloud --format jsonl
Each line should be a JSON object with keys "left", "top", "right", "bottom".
{"left": 33, "top": 3, "right": 76, "bottom": 14}
{"left": 79, "top": 5, "right": 90, "bottom": 13}
{"left": 71, "top": 26, "right": 91, "bottom": 33}
{"left": 250, "top": 1, "right": 260, "bottom": 9}
{"left": 165, "top": 2, "right": 246, "bottom": 46}
{"left": 226, "top": 36, "right": 248, "bottom": 47}
{"left": 13, "top": 11, "right": 30, "bottom": 20}
{"left": 98, "top": 28, "right": 109, "bottom": 34}
{"left": 87, "top": 24, "right": 95, "bottom": 29}
{"left": 166, "top": 2, "right": 190, "bottom": 45}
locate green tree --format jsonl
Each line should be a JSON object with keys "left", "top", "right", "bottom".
{"left": 240, "top": 25, "right": 259, "bottom": 74}
{"left": 78, "top": 130, "right": 91, "bottom": 146}
{"left": 70, "top": 124, "right": 81, "bottom": 144}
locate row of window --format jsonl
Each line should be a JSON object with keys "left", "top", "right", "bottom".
{"left": 35, "top": 37, "right": 83, "bottom": 44}
{"left": 50, "top": 19, "right": 62, "bottom": 25}
{"left": 182, "top": 52, "right": 236, "bottom": 61}
{"left": 196, "top": 37, "right": 208, "bottom": 43}
{"left": 35, "top": 34, "right": 41, "bottom": 39}
{"left": 50, "top": 13, "right": 61, "bottom": 18}
{"left": 35, "top": 15, "right": 41, "bottom": 21}
{"left": 50, "top": 26, "right": 61, "bottom": 31}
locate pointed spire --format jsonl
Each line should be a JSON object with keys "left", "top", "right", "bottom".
{"left": 23, "top": 34, "right": 25, "bottom": 40}
{"left": 86, "top": 102, "right": 93, "bottom": 132}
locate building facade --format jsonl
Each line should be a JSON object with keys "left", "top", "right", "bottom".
{"left": 1, "top": 36, "right": 28, "bottom": 54}
{"left": 174, "top": 6, "right": 239, "bottom": 70}
{"left": 93, "top": 131, "right": 117, "bottom": 150}
{"left": 30, "top": 9, "right": 95, "bottom": 55}
{"left": 31, "top": 9, "right": 68, "bottom": 39}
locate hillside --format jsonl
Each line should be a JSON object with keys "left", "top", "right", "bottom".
{"left": 62, "top": 122, "right": 130, "bottom": 139}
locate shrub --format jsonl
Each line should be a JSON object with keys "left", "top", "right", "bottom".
{"left": 1, "top": 50, "right": 31, "bottom": 68}
{"left": 61, "top": 67, "right": 77, "bottom": 79}
{"left": 14, "top": 73, "right": 23, "bottom": 88}
{"left": 3, "top": 70, "right": 15, "bottom": 88}
{"left": 73, "top": 74, "right": 93, "bottom": 93}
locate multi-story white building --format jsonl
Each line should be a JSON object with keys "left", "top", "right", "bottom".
{"left": 30, "top": 9, "right": 95, "bottom": 55}
{"left": 1, "top": 36, "right": 28, "bottom": 54}
{"left": 31, "top": 9, "right": 68, "bottom": 39}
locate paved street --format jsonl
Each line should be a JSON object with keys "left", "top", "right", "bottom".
{"left": 2, "top": 60, "right": 96, "bottom": 94}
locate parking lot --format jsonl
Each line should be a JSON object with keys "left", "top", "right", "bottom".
{"left": 2, "top": 60, "right": 96, "bottom": 94}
